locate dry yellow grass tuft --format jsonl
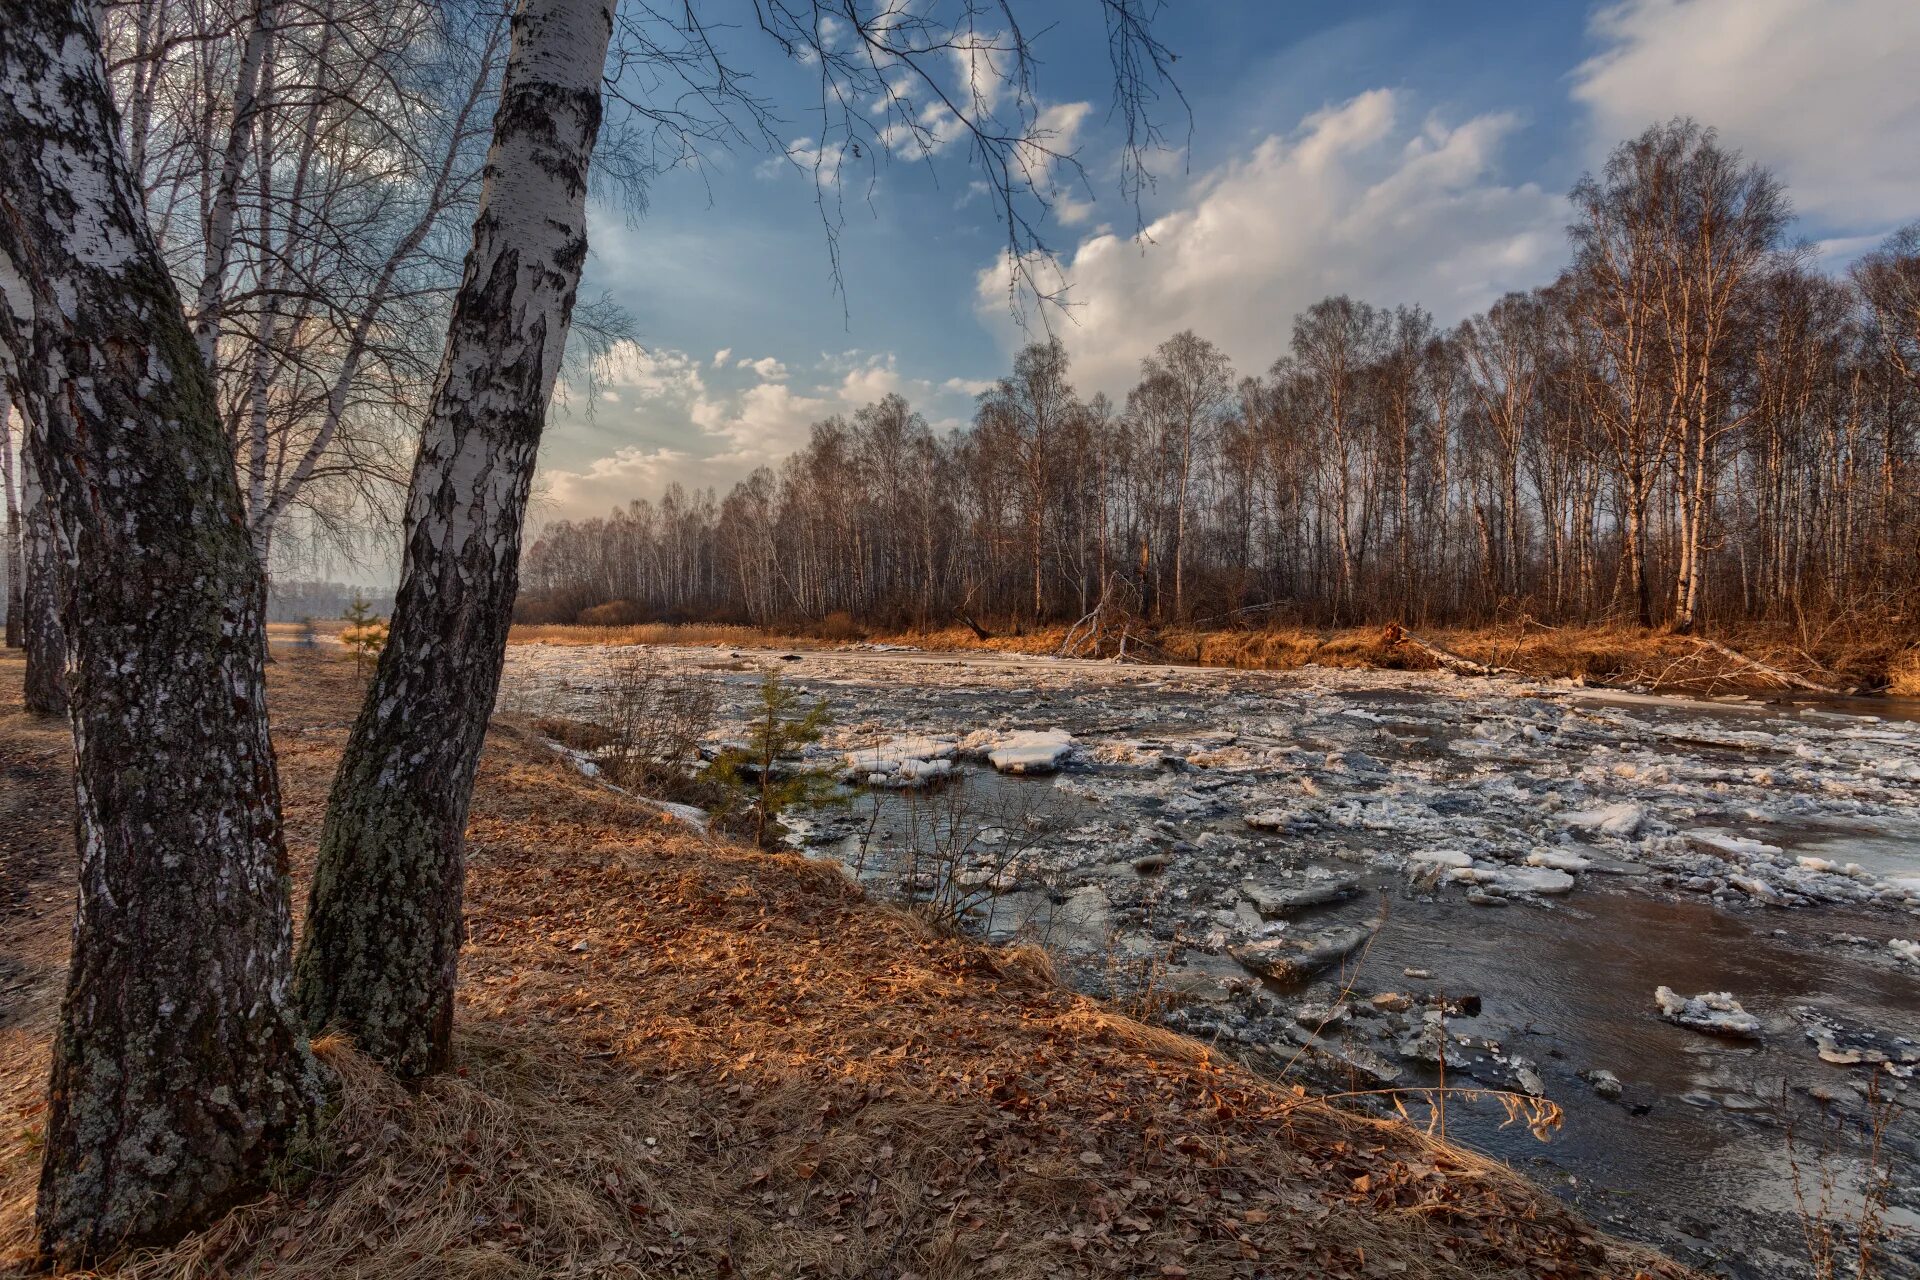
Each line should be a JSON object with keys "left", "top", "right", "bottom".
{"left": 1889, "top": 648, "right": 1920, "bottom": 697}
{"left": 0, "top": 650, "right": 1692, "bottom": 1278}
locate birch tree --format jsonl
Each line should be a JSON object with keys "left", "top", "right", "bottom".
{"left": 1134, "top": 330, "right": 1232, "bottom": 619}
{"left": 2, "top": 382, "right": 19, "bottom": 650}
{"left": 0, "top": 0, "right": 317, "bottom": 1259}
{"left": 293, "top": 0, "right": 617, "bottom": 1076}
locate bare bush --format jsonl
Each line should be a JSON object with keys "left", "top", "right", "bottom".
{"left": 599, "top": 655, "right": 719, "bottom": 796}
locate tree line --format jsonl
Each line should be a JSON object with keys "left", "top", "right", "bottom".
{"left": 523, "top": 123, "right": 1920, "bottom": 640}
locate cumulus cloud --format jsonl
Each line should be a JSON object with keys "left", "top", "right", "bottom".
{"left": 976, "top": 90, "right": 1564, "bottom": 393}
{"left": 1571, "top": 0, "right": 1920, "bottom": 231}
{"left": 594, "top": 341, "right": 705, "bottom": 399}
{"left": 539, "top": 446, "right": 699, "bottom": 517}
{"left": 539, "top": 349, "right": 933, "bottom": 521}
{"left": 691, "top": 380, "right": 833, "bottom": 459}
{"left": 735, "top": 355, "right": 790, "bottom": 381}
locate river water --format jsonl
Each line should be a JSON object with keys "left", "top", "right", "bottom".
{"left": 501, "top": 642, "right": 1920, "bottom": 1278}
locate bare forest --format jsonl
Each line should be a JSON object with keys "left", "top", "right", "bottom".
{"left": 523, "top": 125, "right": 1920, "bottom": 645}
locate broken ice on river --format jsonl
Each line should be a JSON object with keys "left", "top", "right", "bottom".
{"left": 501, "top": 642, "right": 1920, "bottom": 1276}
{"left": 501, "top": 640, "right": 1920, "bottom": 954}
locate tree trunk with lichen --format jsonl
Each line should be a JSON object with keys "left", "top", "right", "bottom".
{"left": 0, "top": 0, "right": 318, "bottom": 1263}
{"left": 293, "top": 0, "right": 614, "bottom": 1078}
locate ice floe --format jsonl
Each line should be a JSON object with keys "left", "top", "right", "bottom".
{"left": 1654, "top": 987, "right": 1763, "bottom": 1038}
{"left": 957, "top": 727, "right": 1076, "bottom": 774}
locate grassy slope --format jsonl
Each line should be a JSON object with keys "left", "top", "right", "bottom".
{"left": 0, "top": 650, "right": 1690, "bottom": 1279}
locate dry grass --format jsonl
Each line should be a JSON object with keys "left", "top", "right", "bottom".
{"left": 0, "top": 649, "right": 1691, "bottom": 1279}
{"left": 510, "top": 622, "right": 806, "bottom": 649}
{"left": 1889, "top": 648, "right": 1920, "bottom": 698}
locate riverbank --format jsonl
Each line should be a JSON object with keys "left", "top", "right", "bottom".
{"left": 0, "top": 649, "right": 1689, "bottom": 1278}
{"left": 505, "top": 620, "right": 1916, "bottom": 698}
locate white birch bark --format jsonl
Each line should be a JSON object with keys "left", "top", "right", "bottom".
{"left": 0, "top": 0, "right": 317, "bottom": 1260}
{"left": 294, "top": 0, "right": 616, "bottom": 1078}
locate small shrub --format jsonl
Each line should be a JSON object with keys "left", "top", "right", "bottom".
{"left": 599, "top": 655, "right": 720, "bottom": 794}
{"left": 1889, "top": 648, "right": 1920, "bottom": 697}
{"left": 817, "top": 610, "right": 862, "bottom": 642}
{"left": 339, "top": 593, "right": 388, "bottom": 678}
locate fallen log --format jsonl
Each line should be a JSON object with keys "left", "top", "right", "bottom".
{"left": 1689, "top": 637, "right": 1846, "bottom": 694}
{"left": 1382, "top": 623, "right": 1515, "bottom": 678}
{"left": 953, "top": 608, "right": 994, "bottom": 641}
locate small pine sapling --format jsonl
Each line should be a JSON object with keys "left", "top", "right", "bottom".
{"left": 339, "top": 592, "right": 389, "bottom": 679}
{"left": 711, "top": 671, "right": 841, "bottom": 847}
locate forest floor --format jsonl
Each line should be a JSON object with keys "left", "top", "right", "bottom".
{"left": 505, "top": 620, "right": 1919, "bottom": 699}
{"left": 0, "top": 648, "right": 1695, "bottom": 1279}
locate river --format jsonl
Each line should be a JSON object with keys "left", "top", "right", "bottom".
{"left": 501, "top": 641, "right": 1920, "bottom": 1278}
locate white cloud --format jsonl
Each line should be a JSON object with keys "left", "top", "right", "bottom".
{"left": 942, "top": 376, "right": 995, "bottom": 397}
{"left": 735, "top": 355, "right": 789, "bottom": 381}
{"left": 836, "top": 356, "right": 902, "bottom": 405}
{"left": 711, "top": 347, "right": 732, "bottom": 367}
{"left": 1571, "top": 0, "right": 1920, "bottom": 231}
{"left": 539, "top": 349, "right": 924, "bottom": 520}
{"left": 976, "top": 90, "right": 1564, "bottom": 393}
{"left": 760, "top": 136, "right": 849, "bottom": 183}
{"left": 691, "top": 380, "right": 832, "bottom": 459}
{"left": 594, "top": 341, "right": 706, "bottom": 399}
{"left": 1017, "top": 100, "right": 1093, "bottom": 194}
{"left": 539, "top": 446, "right": 699, "bottom": 517}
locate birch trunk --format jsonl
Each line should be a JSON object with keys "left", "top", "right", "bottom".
{"left": 19, "top": 430, "right": 68, "bottom": 714}
{"left": 0, "top": 0, "right": 317, "bottom": 1261}
{"left": 2, "top": 380, "right": 20, "bottom": 649}
{"left": 294, "top": 0, "right": 614, "bottom": 1078}
{"left": 190, "top": 0, "right": 273, "bottom": 366}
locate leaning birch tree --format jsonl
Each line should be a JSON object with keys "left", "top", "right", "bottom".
{"left": 296, "top": 0, "right": 1183, "bottom": 1078}
{"left": 0, "top": 0, "right": 317, "bottom": 1261}
{"left": 293, "top": 0, "right": 619, "bottom": 1076}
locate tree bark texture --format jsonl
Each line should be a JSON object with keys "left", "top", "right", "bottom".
{"left": 0, "top": 0, "right": 317, "bottom": 1263}
{"left": 293, "top": 0, "right": 614, "bottom": 1078}
{"left": 20, "top": 427, "right": 69, "bottom": 715}
{"left": 2, "top": 378, "right": 20, "bottom": 649}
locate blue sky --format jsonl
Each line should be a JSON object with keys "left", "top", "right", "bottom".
{"left": 534, "top": 0, "right": 1920, "bottom": 524}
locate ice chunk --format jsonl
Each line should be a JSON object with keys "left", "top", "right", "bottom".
{"left": 1244, "top": 807, "right": 1307, "bottom": 832}
{"left": 1526, "top": 848, "right": 1592, "bottom": 872}
{"left": 958, "top": 728, "right": 1075, "bottom": 775}
{"left": 1240, "top": 874, "right": 1358, "bottom": 914}
{"left": 1891, "top": 939, "right": 1920, "bottom": 967}
{"left": 1409, "top": 849, "right": 1473, "bottom": 869}
{"left": 1689, "top": 830, "right": 1786, "bottom": 857}
{"left": 1561, "top": 803, "right": 1647, "bottom": 838}
{"left": 1449, "top": 864, "right": 1577, "bottom": 896}
{"left": 1654, "top": 987, "right": 1763, "bottom": 1038}
{"left": 844, "top": 735, "right": 957, "bottom": 788}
